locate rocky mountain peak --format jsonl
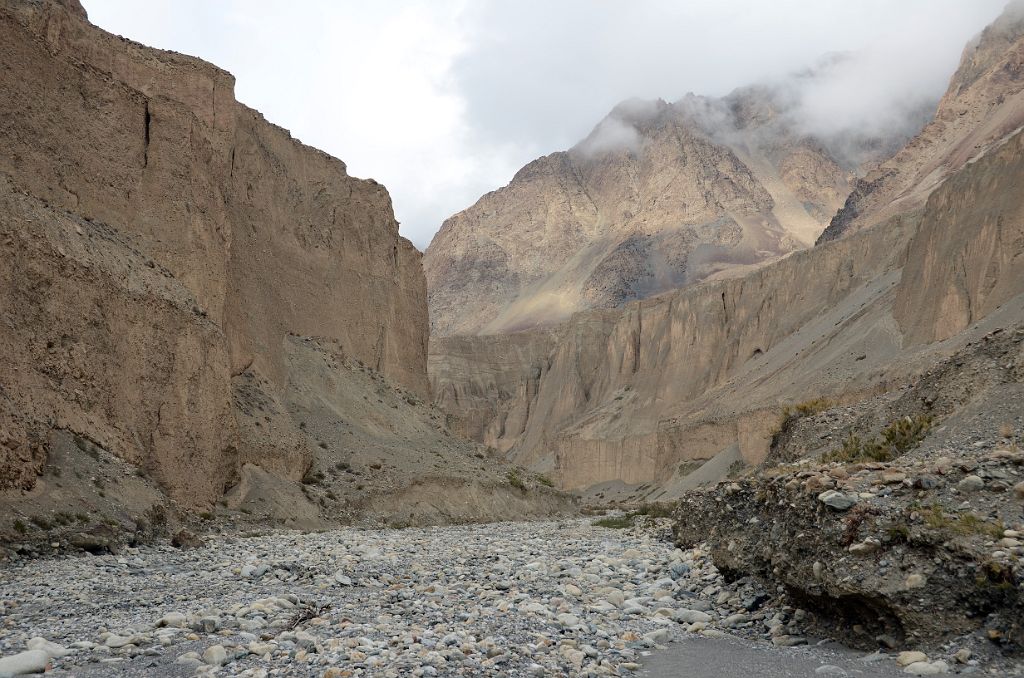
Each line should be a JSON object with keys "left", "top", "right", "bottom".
{"left": 425, "top": 67, "right": 919, "bottom": 337}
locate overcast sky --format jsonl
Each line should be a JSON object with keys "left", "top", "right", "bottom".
{"left": 84, "top": 1, "right": 1006, "bottom": 249}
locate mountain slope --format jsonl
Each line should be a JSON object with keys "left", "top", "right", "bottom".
{"left": 425, "top": 71, "right": 919, "bottom": 337}
{"left": 817, "top": 0, "right": 1024, "bottom": 243}
{"left": 430, "top": 0, "right": 1024, "bottom": 499}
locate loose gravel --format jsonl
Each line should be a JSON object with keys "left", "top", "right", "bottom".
{"left": 0, "top": 518, "right": 814, "bottom": 676}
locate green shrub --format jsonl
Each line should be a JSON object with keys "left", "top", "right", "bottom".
{"left": 13, "top": 519, "right": 27, "bottom": 534}
{"left": 535, "top": 474, "right": 554, "bottom": 488}
{"left": 823, "top": 415, "right": 932, "bottom": 463}
{"left": 921, "top": 504, "right": 1004, "bottom": 538}
{"left": 592, "top": 514, "right": 636, "bottom": 529}
{"left": 506, "top": 469, "right": 527, "bottom": 491}
{"left": 636, "top": 502, "right": 673, "bottom": 518}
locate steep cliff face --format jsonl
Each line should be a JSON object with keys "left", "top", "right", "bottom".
{"left": 817, "top": 0, "right": 1024, "bottom": 244}
{"left": 432, "top": 214, "right": 916, "bottom": 490}
{"left": 893, "top": 128, "right": 1024, "bottom": 344}
{"left": 434, "top": 127, "right": 1024, "bottom": 494}
{"left": 424, "top": 80, "right": 908, "bottom": 337}
{"left": 430, "top": 3, "right": 1024, "bottom": 496}
{"left": 0, "top": 0, "right": 484, "bottom": 519}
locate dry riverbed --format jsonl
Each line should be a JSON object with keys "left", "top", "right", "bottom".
{"left": 0, "top": 519, "right": 981, "bottom": 676}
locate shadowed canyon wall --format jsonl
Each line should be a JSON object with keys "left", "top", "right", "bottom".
{"left": 0, "top": 0, "right": 427, "bottom": 506}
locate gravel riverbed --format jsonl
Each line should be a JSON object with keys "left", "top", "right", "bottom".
{"left": 0, "top": 519, "right": 911, "bottom": 676}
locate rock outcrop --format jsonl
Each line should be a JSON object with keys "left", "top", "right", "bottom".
{"left": 674, "top": 326, "right": 1024, "bottom": 652}
{"left": 0, "top": 0, "right": 572, "bottom": 537}
{"left": 425, "top": 76, "right": 915, "bottom": 337}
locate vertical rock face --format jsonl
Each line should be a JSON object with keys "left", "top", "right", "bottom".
{"left": 425, "top": 79, "right": 916, "bottom": 338}
{"left": 893, "top": 128, "right": 1024, "bottom": 345}
{"left": 0, "top": 0, "right": 427, "bottom": 504}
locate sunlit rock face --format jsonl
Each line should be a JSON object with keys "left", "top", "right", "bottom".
{"left": 424, "top": 71, "right": 920, "bottom": 338}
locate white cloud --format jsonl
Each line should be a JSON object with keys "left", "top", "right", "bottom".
{"left": 83, "top": 0, "right": 1006, "bottom": 249}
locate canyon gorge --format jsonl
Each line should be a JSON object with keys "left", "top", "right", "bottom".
{"left": 2, "top": 0, "right": 1024, "bottom": 675}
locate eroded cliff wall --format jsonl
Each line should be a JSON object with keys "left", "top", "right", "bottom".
{"left": 0, "top": 0, "right": 427, "bottom": 506}
{"left": 430, "top": 2, "right": 1024, "bottom": 495}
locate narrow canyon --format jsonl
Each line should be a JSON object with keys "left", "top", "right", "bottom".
{"left": 1, "top": 0, "right": 1024, "bottom": 676}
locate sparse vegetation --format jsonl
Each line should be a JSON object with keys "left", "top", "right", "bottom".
{"left": 771, "top": 398, "right": 834, "bottom": 435}
{"left": 822, "top": 414, "right": 933, "bottom": 463}
{"left": 302, "top": 469, "right": 326, "bottom": 485}
{"left": 74, "top": 434, "right": 102, "bottom": 461}
{"left": 591, "top": 502, "right": 673, "bottom": 528}
{"left": 917, "top": 503, "right": 1005, "bottom": 538}
{"left": 592, "top": 514, "right": 635, "bottom": 529}
{"left": 13, "top": 519, "right": 27, "bottom": 534}
{"left": 506, "top": 469, "right": 527, "bottom": 491}
{"left": 198, "top": 511, "right": 214, "bottom": 521}
{"left": 726, "top": 459, "right": 747, "bottom": 478}
{"left": 30, "top": 516, "right": 51, "bottom": 530}
{"left": 636, "top": 502, "right": 673, "bottom": 518}
{"left": 783, "top": 398, "right": 835, "bottom": 419}
{"left": 885, "top": 523, "right": 911, "bottom": 543}
{"left": 535, "top": 474, "right": 554, "bottom": 487}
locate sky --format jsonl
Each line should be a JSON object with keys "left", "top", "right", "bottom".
{"left": 84, "top": 1, "right": 1007, "bottom": 250}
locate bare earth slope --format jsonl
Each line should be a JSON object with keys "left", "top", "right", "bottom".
{"left": 430, "top": 0, "right": 1024, "bottom": 500}
{"left": 425, "top": 77, "right": 912, "bottom": 337}
{"left": 0, "top": 0, "right": 569, "bottom": 550}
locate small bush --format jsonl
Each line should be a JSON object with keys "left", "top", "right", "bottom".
{"left": 198, "top": 511, "right": 213, "bottom": 521}
{"left": 506, "top": 469, "right": 527, "bottom": 491}
{"left": 302, "top": 469, "right": 325, "bottom": 485}
{"left": 636, "top": 502, "right": 673, "bottom": 518}
{"left": 30, "top": 516, "right": 51, "bottom": 530}
{"left": 13, "top": 519, "right": 27, "bottom": 534}
{"left": 536, "top": 474, "right": 554, "bottom": 488}
{"left": 772, "top": 398, "right": 835, "bottom": 436}
{"left": 74, "top": 434, "right": 101, "bottom": 461}
{"left": 784, "top": 398, "right": 835, "bottom": 419}
{"left": 823, "top": 415, "right": 932, "bottom": 463}
{"left": 920, "top": 504, "right": 1004, "bottom": 538}
{"left": 592, "top": 514, "right": 636, "bottom": 529}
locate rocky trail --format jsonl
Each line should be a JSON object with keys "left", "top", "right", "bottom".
{"left": 0, "top": 518, "right": 937, "bottom": 677}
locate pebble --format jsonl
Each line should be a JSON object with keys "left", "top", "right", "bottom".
{"left": 24, "top": 637, "right": 68, "bottom": 659}
{"left": 818, "top": 490, "right": 857, "bottom": 510}
{"left": 201, "top": 644, "right": 227, "bottom": 666}
{"left": 0, "top": 519, "right": 806, "bottom": 677}
{"left": 0, "top": 650, "right": 50, "bottom": 676}
{"left": 957, "top": 475, "right": 985, "bottom": 492}
{"left": 896, "top": 651, "right": 929, "bottom": 667}
{"left": 903, "top": 659, "right": 949, "bottom": 675}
